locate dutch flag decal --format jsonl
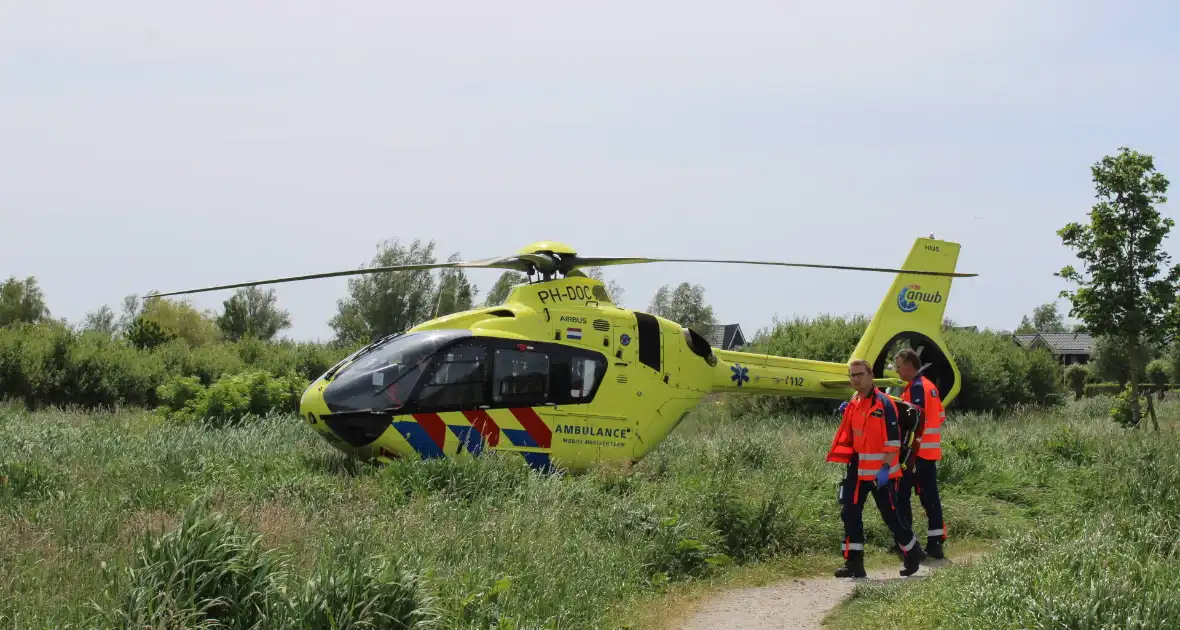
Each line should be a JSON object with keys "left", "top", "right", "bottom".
{"left": 566, "top": 327, "right": 582, "bottom": 339}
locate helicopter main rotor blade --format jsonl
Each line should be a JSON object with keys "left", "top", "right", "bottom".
{"left": 567, "top": 256, "right": 977, "bottom": 278}
{"left": 145, "top": 256, "right": 529, "bottom": 299}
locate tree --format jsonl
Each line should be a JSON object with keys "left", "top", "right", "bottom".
{"left": 0, "top": 275, "right": 50, "bottom": 326}
{"left": 584, "top": 267, "right": 626, "bottom": 307}
{"left": 1033, "top": 303, "right": 1068, "bottom": 332}
{"left": 1064, "top": 364, "right": 1091, "bottom": 400}
{"left": 432, "top": 253, "right": 479, "bottom": 317}
{"left": 83, "top": 305, "right": 117, "bottom": 335}
{"left": 483, "top": 271, "right": 529, "bottom": 307}
{"left": 647, "top": 282, "right": 716, "bottom": 334}
{"left": 116, "top": 294, "right": 141, "bottom": 335}
{"left": 329, "top": 238, "right": 439, "bottom": 344}
{"left": 126, "top": 315, "right": 176, "bottom": 349}
{"left": 138, "top": 294, "right": 223, "bottom": 346}
{"left": 648, "top": 285, "right": 671, "bottom": 316}
{"left": 1146, "top": 359, "right": 1169, "bottom": 400}
{"left": 1015, "top": 302, "right": 1067, "bottom": 334}
{"left": 216, "top": 286, "right": 292, "bottom": 341}
{"left": 1056, "top": 147, "right": 1180, "bottom": 430}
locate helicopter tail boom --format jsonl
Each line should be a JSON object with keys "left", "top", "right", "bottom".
{"left": 707, "top": 348, "right": 901, "bottom": 397}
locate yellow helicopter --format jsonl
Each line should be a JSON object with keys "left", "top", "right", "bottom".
{"left": 150, "top": 235, "right": 974, "bottom": 471}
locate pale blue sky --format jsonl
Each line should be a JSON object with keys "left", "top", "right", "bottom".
{"left": 2, "top": 1, "right": 1178, "bottom": 342}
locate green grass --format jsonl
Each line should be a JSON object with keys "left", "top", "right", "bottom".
{"left": 0, "top": 395, "right": 1168, "bottom": 628}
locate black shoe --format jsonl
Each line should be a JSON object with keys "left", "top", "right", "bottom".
{"left": 834, "top": 550, "right": 866, "bottom": 578}
{"left": 892, "top": 541, "right": 907, "bottom": 561}
{"left": 926, "top": 537, "right": 945, "bottom": 559}
{"left": 900, "top": 542, "right": 926, "bottom": 576}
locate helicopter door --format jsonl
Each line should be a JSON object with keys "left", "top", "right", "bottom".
{"left": 552, "top": 343, "right": 636, "bottom": 467}
{"left": 482, "top": 342, "right": 568, "bottom": 470}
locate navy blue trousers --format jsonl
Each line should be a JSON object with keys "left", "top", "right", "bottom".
{"left": 839, "top": 465, "right": 920, "bottom": 556}
{"left": 896, "top": 457, "right": 945, "bottom": 540}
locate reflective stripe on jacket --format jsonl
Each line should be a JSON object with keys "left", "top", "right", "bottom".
{"left": 826, "top": 389, "right": 903, "bottom": 481}
{"left": 902, "top": 374, "right": 944, "bottom": 461}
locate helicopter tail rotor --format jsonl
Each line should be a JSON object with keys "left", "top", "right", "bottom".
{"left": 850, "top": 236, "right": 963, "bottom": 406}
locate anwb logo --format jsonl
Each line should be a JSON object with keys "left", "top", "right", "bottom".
{"left": 897, "top": 284, "right": 943, "bottom": 313}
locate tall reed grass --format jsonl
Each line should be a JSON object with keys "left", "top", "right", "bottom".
{"left": 0, "top": 395, "right": 1153, "bottom": 628}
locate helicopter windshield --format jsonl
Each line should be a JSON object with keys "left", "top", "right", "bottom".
{"left": 322, "top": 329, "right": 470, "bottom": 413}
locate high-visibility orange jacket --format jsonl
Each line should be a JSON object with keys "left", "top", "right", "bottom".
{"left": 826, "top": 389, "right": 903, "bottom": 481}
{"left": 901, "top": 374, "right": 944, "bottom": 461}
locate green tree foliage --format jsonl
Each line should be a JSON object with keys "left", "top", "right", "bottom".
{"left": 155, "top": 370, "right": 306, "bottom": 427}
{"left": 138, "top": 295, "right": 222, "bottom": 347}
{"left": 0, "top": 320, "right": 355, "bottom": 411}
{"left": 648, "top": 282, "right": 716, "bottom": 334}
{"left": 329, "top": 238, "right": 439, "bottom": 344}
{"left": 942, "top": 329, "right": 1064, "bottom": 411}
{"left": 1015, "top": 302, "right": 1068, "bottom": 333}
{"left": 82, "top": 305, "right": 117, "bottom": 336}
{"left": 1089, "top": 334, "right": 1161, "bottom": 385}
{"left": 127, "top": 316, "right": 176, "bottom": 350}
{"left": 432, "top": 253, "right": 479, "bottom": 318}
{"left": 1064, "top": 364, "right": 1091, "bottom": 400}
{"left": 1168, "top": 341, "right": 1180, "bottom": 385}
{"left": 1056, "top": 147, "right": 1180, "bottom": 429}
{"left": 1145, "top": 358, "right": 1169, "bottom": 399}
{"left": 0, "top": 276, "right": 50, "bottom": 326}
{"left": 216, "top": 286, "right": 292, "bottom": 342}
{"left": 117, "top": 294, "right": 141, "bottom": 335}
{"left": 483, "top": 271, "right": 529, "bottom": 307}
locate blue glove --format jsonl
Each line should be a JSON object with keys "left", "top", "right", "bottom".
{"left": 875, "top": 466, "right": 890, "bottom": 488}
{"left": 838, "top": 401, "right": 848, "bottom": 414}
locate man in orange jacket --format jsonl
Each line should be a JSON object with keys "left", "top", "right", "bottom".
{"left": 894, "top": 348, "right": 947, "bottom": 559}
{"left": 827, "top": 359, "right": 925, "bottom": 578}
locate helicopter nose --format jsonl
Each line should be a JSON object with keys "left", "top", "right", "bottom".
{"left": 319, "top": 411, "right": 392, "bottom": 448}
{"left": 298, "top": 379, "right": 389, "bottom": 450}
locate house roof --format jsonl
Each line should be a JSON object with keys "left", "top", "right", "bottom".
{"left": 1013, "top": 333, "right": 1038, "bottom": 348}
{"left": 703, "top": 323, "right": 746, "bottom": 350}
{"left": 1013, "top": 331, "right": 1093, "bottom": 354}
{"left": 1035, "top": 332, "right": 1093, "bottom": 353}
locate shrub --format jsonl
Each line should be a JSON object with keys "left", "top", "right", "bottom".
{"left": 0, "top": 321, "right": 354, "bottom": 413}
{"left": 1146, "top": 358, "right": 1169, "bottom": 398}
{"left": 126, "top": 316, "right": 175, "bottom": 350}
{"left": 156, "top": 370, "right": 307, "bottom": 426}
{"left": 723, "top": 314, "right": 868, "bottom": 417}
{"left": 1108, "top": 383, "right": 1159, "bottom": 428}
{"left": 1064, "top": 364, "right": 1090, "bottom": 400}
{"left": 1084, "top": 382, "right": 1123, "bottom": 397}
{"left": 943, "top": 329, "right": 1064, "bottom": 412}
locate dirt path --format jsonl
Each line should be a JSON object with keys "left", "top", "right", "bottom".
{"left": 677, "top": 555, "right": 971, "bottom": 630}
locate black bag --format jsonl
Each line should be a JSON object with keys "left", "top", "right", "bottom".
{"left": 836, "top": 475, "right": 855, "bottom": 505}
{"left": 898, "top": 401, "right": 921, "bottom": 433}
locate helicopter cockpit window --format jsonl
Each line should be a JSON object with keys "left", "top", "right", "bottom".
{"left": 416, "top": 344, "right": 488, "bottom": 410}
{"left": 493, "top": 348, "right": 549, "bottom": 405}
{"left": 321, "top": 330, "right": 469, "bottom": 413}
